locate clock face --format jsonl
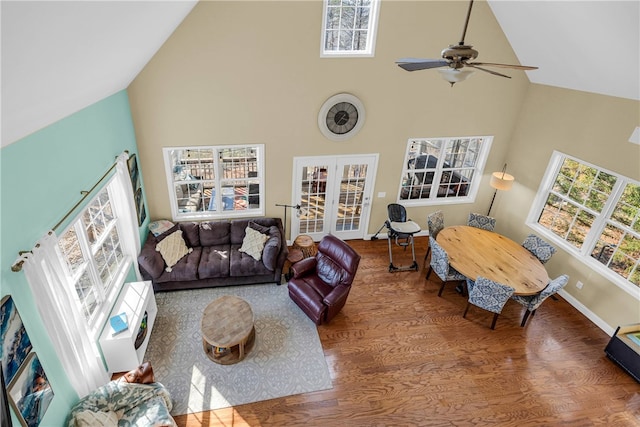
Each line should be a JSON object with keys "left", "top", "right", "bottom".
{"left": 326, "top": 102, "right": 359, "bottom": 135}
{"left": 318, "top": 93, "right": 365, "bottom": 142}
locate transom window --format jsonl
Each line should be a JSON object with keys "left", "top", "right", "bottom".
{"left": 163, "top": 145, "right": 265, "bottom": 221}
{"left": 58, "top": 180, "right": 126, "bottom": 330}
{"left": 528, "top": 152, "right": 640, "bottom": 293}
{"left": 321, "top": 0, "right": 380, "bottom": 57}
{"left": 397, "top": 136, "right": 492, "bottom": 206}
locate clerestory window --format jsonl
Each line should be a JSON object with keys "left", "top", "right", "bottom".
{"left": 397, "top": 136, "right": 492, "bottom": 206}
{"left": 527, "top": 152, "right": 640, "bottom": 294}
{"left": 321, "top": 0, "right": 380, "bottom": 57}
{"left": 163, "top": 145, "right": 265, "bottom": 221}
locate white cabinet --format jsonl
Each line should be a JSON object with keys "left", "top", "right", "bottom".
{"left": 99, "top": 281, "right": 157, "bottom": 373}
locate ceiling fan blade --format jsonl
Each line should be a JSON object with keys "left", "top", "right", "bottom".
{"left": 466, "top": 64, "right": 512, "bottom": 78}
{"left": 396, "top": 58, "right": 449, "bottom": 72}
{"left": 470, "top": 62, "right": 538, "bottom": 70}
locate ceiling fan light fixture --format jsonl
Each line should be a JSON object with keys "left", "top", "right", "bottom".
{"left": 437, "top": 68, "right": 475, "bottom": 86}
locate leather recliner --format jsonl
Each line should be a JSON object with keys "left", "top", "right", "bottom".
{"left": 287, "top": 234, "right": 361, "bottom": 325}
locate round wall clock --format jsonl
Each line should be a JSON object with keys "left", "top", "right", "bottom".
{"left": 318, "top": 93, "right": 366, "bottom": 142}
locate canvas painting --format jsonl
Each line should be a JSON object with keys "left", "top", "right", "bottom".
{"left": 128, "top": 154, "right": 147, "bottom": 226}
{"left": 0, "top": 296, "right": 32, "bottom": 386}
{"left": 8, "top": 352, "right": 53, "bottom": 427}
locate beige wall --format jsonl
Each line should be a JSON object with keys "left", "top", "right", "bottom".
{"left": 127, "top": 1, "right": 640, "bottom": 330}
{"left": 128, "top": 0, "right": 528, "bottom": 232}
{"left": 497, "top": 84, "right": 640, "bottom": 329}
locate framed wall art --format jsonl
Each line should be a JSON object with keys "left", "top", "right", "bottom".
{"left": 1, "top": 296, "right": 32, "bottom": 386}
{"left": 8, "top": 352, "right": 53, "bottom": 427}
{"left": 128, "top": 154, "right": 147, "bottom": 226}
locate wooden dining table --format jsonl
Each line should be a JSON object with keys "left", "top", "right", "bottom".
{"left": 436, "top": 225, "right": 549, "bottom": 296}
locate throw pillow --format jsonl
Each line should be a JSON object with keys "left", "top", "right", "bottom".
{"left": 239, "top": 226, "right": 269, "bottom": 261}
{"left": 74, "top": 410, "right": 119, "bottom": 427}
{"left": 155, "top": 230, "right": 193, "bottom": 272}
{"left": 148, "top": 219, "right": 175, "bottom": 237}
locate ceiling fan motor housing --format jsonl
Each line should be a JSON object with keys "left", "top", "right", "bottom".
{"left": 441, "top": 45, "right": 478, "bottom": 67}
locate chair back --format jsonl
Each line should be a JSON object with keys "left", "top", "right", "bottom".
{"left": 316, "top": 234, "right": 361, "bottom": 287}
{"left": 539, "top": 274, "right": 569, "bottom": 300}
{"left": 522, "top": 234, "right": 557, "bottom": 264}
{"left": 427, "top": 210, "right": 445, "bottom": 239}
{"left": 429, "top": 237, "right": 450, "bottom": 281}
{"left": 467, "top": 212, "right": 496, "bottom": 231}
{"left": 388, "top": 203, "right": 407, "bottom": 223}
{"left": 468, "top": 276, "right": 515, "bottom": 314}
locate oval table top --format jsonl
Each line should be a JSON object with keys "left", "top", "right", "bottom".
{"left": 436, "top": 225, "right": 549, "bottom": 296}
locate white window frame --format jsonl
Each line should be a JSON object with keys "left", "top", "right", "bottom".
{"left": 57, "top": 177, "right": 131, "bottom": 336}
{"left": 320, "top": 0, "right": 381, "bottom": 57}
{"left": 527, "top": 151, "right": 640, "bottom": 299}
{"left": 397, "top": 136, "right": 493, "bottom": 207}
{"left": 163, "top": 144, "right": 266, "bottom": 221}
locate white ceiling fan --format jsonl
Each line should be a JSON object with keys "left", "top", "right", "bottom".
{"left": 396, "top": 0, "right": 538, "bottom": 86}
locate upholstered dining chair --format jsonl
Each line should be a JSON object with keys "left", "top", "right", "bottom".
{"left": 522, "top": 234, "right": 557, "bottom": 264}
{"left": 511, "top": 274, "right": 569, "bottom": 327}
{"left": 463, "top": 276, "right": 515, "bottom": 330}
{"left": 426, "top": 237, "right": 467, "bottom": 296}
{"left": 423, "top": 210, "right": 445, "bottom": 264}
{"left": 467, "top": 212, "right": 496, "bottom": 231}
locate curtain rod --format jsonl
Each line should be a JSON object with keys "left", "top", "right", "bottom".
{"left": 11, "top": 151, "right": 128, "bottom": 273}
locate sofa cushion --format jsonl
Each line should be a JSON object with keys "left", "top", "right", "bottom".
{"left": 198, "top": 245, "right": 231, "bottom": 279}
{"left": 230, "top": 245, "right": 273, "bottom": 276}
{"left": 199, "top": 221, "right": 230, "bottom": 246}
{"left": 262, "top": 226, "right": 282, "bottom": 271}
{"left": 239, "top": 226, "right": 269, "bottom": 261}
{"left": 155, "top": 230, "right": 193, "bottom": 272}
{"left": 153, "top": 247, "right": 201, "bottom": 283}
{"left": 179, "top": 222, "right": 200, "bottom": 247}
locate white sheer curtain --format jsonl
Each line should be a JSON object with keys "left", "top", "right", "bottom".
{"left": 114, "top": 152, "right": 142, "bottom": 280}
{"left": 20, "top": 233, "right": 109, "bottom": 397}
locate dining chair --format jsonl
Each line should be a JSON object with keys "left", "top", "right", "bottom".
{"left": 426, "top": 237, "right": 467, "bottom": 296}
{"left": 423, "top": 210, "right": 445, "bottom": 264}
{"left": 522, "top": 234, "right": 557, "bottom": 264}
{"left": 511, "top": 274, "right": 569, "bottom": 327}
{"left": 463, "top": 276, "right": 515, "bottom": 330}
{"left": 467, "top": 212, "right": 496, "bottom": 231}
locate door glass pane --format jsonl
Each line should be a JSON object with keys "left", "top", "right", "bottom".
{"left": 299, "top": 166, "right": 328, "bottom": 233}
{"left": 336, "top": 164, "right": 367, "bottom": 231}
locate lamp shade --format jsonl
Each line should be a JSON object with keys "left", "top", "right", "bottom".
{"left": 437, "top": 68, "right": 475, "bottom": 85}
{"left": 490, "top": 171, "right": 515, "bottom": 191}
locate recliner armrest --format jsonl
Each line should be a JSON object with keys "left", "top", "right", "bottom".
{"left": 323, "top": 284, "right": 350, "bottom": 307}
{"left": 290, "top": 257, "right": 317, "bottom": 279}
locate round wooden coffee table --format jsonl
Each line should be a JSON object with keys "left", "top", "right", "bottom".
{"left": 201, "top": 295, "right": 255, "bottom": 365}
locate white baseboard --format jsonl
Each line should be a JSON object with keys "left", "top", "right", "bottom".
{"left": 557, "top": 289, "right": 614, "bottom": 336}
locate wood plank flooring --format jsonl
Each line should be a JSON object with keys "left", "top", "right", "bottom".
{"left": 173, "top": 237, "right": 640, "bottom": 426}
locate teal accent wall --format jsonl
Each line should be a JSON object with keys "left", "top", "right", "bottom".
{"left": 0, "top": 90, "right": 145, "bottom": 425}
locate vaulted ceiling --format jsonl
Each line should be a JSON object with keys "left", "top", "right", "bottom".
{"left": 2, "top": 0, "right": 638, "bottom": 148}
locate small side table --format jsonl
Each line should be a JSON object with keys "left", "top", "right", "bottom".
{"left": 293, "top": 235, "right": 317, "bottom": 259}
{"left": 284, "top": 249, "right": 304, "bottom": 281}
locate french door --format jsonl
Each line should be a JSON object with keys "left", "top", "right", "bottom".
{"left": 291, "top": 154, "right": 378, "bottom": 241}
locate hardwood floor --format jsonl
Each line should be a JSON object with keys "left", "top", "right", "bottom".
{"left": 173, "top": 237, "right": 640, "bottom": 426}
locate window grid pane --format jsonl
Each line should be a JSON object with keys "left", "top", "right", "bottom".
{"left": 323, "top": 0, "right": 376, "bottom": 54}
{"left": 535, "top": 154, "right": 639, "bottom": 288}
{"left": 399, "top": 137, "right": 484, "bottom": 202}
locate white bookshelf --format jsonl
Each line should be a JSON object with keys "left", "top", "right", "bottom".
{"left": 99, "top": 281, "right": 157, "bottom": 373}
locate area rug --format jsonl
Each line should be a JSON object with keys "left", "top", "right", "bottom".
{"left": 145, "top": 283, "right": 332, "bottom": 416}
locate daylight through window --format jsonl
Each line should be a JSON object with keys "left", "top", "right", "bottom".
{"left": 163, "top": 145, "right": 265, "bottom": 221}
{"left": 529, "top": 152, "right": 640, "bottom": 289}
{"left": 398, "top": 136, "right": 492, "bottom": 206}
{"left": 321, "top": 0, "right": 380, "bottom": 56}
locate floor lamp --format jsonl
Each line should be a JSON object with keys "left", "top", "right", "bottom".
{"left": 487, "top": 164, "right": 515, "bottom": 216}
{"left": 275, "top": 203, "right": 301, "bottom": 241}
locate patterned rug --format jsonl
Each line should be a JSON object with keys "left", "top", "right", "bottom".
{"left": 145, "top": 283, "right": 332, "bottom": 416}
